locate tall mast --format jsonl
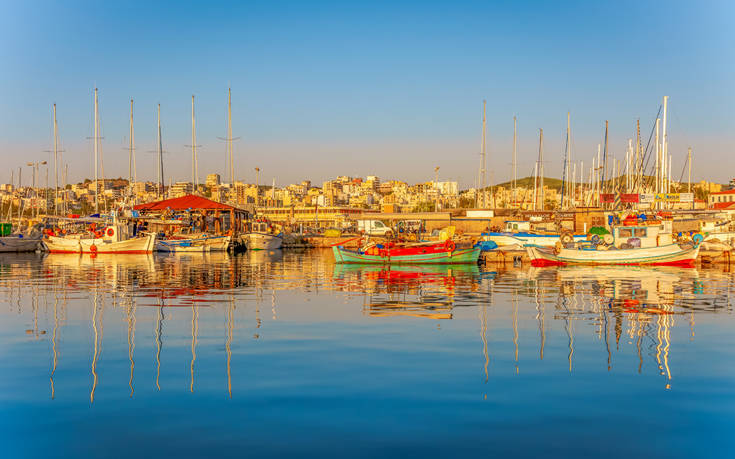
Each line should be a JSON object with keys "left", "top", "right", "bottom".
{"left": 601, "top": 120, "right": 608, "bottom": 196}
{"left": 228, "top": 88, "right": 234, "bottom": 185}
{"left": 567, "top": 112, "right": 572, "bottom": 208}
{"left": 52, "top": 103, "right": 59, "bottom": 215}
{"left": 512, "top": 116, "right": 517, "bottom": 208}
{"left": 635, "top": 119, "right": 641, "bottom": 193}
{"left": 157, "top": 103, "right": 164, "bottom": 198}
{"left": 661, "top": 96, "right": 669, "bottom": 197}
{"left": 654, "top": 118, "right": 662, "bottom": 199}
{"left": 129, "top": 100, "right": 134, "bottom": 184}
{"left": 532, "top": 162, "right": 538, "bottom": 211}
{"left": 538, "top": 128, "right": 544, "bottom": 211}
{"left": 561, "top": 112, "right": 571, "bottom": 209}
{"left": 92, "top": 88, "right": 99, "bottom": 213}
{"left": 191, "top": 95, "right": 198, "bottom": 191}
{"left": 687, "top": 147, "right": 692, "bottom": 193}
{"left": 479, "top": 100, "right": 487, "bottom": 208}
{"left": 129, "top": 99, "right": 136, "bottom": 196}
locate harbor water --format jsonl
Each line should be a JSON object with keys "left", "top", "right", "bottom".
{"left": 1, "top": 250, "right": 733, "bottom": 457}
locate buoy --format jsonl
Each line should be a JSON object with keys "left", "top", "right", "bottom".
{"left": 90, "top": 244, "right": 97, "bottom": 253}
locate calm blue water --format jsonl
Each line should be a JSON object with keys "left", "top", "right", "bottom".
{"left": 0, "top": 250, "right": 733, "bottom": 458}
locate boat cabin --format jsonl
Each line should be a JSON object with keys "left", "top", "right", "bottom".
{"left": 613, "top": 221, "right": 673, "bottom": 248}
{"left": 251, "top": 221, "right": 271, "bottom": 234}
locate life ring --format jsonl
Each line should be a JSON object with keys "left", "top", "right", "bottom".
{"left": 107, "top": 228, "right": 114, "bottom": 237}
{"left": 560, "top": 231, "right": 574, "bottom": 244}
{"left": 90, "top": 244, "right": 98, "bottom": 253}
{"left": 692, "top": 233, "right": 704, "bottom": 245}
{"left": 445, "top": 240, "right": 455, "bottom": 252}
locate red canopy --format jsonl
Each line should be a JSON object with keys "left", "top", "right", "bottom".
{"left": 134, "top": 194, "right": 246, "bottom": 213}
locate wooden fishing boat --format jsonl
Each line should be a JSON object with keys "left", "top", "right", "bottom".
{"left": 155, "top": 234, "right": 230, "bottom": 252}
{"left": 482, "top": 221, "right": 585, "bottom": 247}
{"left": 244, "top": 221, "right": 282, "bottom": 250}
{"left": 526, "top": 243, "right": 700, "bottom": 267}
{"left": 333, "top": 240, "right": 481, "bottom": 264}
{"left": 0, "top": 235, "right": 43, "bottom": 252}
{"left": 44, "top": 223, "right": 156, "bottom": 254}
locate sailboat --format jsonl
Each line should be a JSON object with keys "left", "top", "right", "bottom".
{"left": 44, "top": 89, "right": 156, "bottom": 254}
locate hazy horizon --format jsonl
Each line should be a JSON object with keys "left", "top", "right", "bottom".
{"left": 2, "top": 1, "right": 733, "bottom": 188}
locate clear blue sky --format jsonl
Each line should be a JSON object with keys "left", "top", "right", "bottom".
{"left": 1, "top": 0, "right": 733, "bottom": 187}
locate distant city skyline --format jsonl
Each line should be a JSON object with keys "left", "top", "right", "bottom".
{"left": 1, "top": 1, "right": 733, "bottom": 187}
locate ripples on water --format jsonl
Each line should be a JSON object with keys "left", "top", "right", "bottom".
{"left": 1, "top": 250, "right": 734, "bottom": 458}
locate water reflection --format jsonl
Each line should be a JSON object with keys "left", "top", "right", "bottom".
{"left": 0, "top": 250, "right": 734, "bottom": 403}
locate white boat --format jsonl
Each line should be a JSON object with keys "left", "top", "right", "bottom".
{"left": 525, "top": 221, "right": 700, "bottom": 267}
{"left": 245, "top": 222, "right": 282, "bottom": 250}
{"left": 44, "top": 223, "right": 156, "bottom": 254}
{"left": 482, "top": 221, "right": 585, "bottom": 247}
{"left": 527, "top": 243, "right": 700, "bottom": 267}
{"left": 0, "top": 235, "right": 43, "bottom": 252}
{"left": 246, "top": 232, "right": 282, "bottom": 250}
{"left": 155, "top": 234, "right": 230, "bottom": 253}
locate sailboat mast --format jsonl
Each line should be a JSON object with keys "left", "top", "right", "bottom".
{"left": 228, "top": 88, "right": 234, "bottom": 185}
{"left": 539, "top": 128, "right": 544, "bottom": 211}
{"left": 512, "top": 116, "right": 517, "bottom": 208}
{"left": 562, "top": 112, "right": 571, "bottom": 209}
{"left": 157, "top": 104, "right": 164, "bottom": 198}
{"left": 655, "top": 118, "right": 660, "bottom": 196}
{"left": 601, "top": 120, "right": 608, "bottom": 196}
{"left": 532, "top": 162, "right": 538, "bottom": 211}
{"left": 661, "top": 95, "right": 669, "bottom": 197}
{"left": 480, "top": 100, "right": 487, "bottom": 208}
{"left": 192, "top": 95, "right": 198, "bottom": 191}
{"left": 687, "top": 147, "right": 692, "bottom": 193}
{"left": 93, "top": 88, "right": 99, "bottom": 213}
{"left": 52, "top": 103, "right": 59, "bottom": 215}
{"left": 128, "top": 99, "right": 135, "bottom": 196}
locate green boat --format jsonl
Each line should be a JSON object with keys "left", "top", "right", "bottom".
{"left": 332, "top": 245, "right": 481, "bottom": 264}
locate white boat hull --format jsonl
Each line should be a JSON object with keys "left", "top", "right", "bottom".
{"left": 0, "top": 236, "right": 42, "bottom": 252}
{"left": 155, "top": 235, "right": 230, "bottom": 253}
{"left": 45, "top": 233, "right": 156, "bottom": 254}
{"left": 484, "top": 233, "right": 586, "bottom": 247}
{"left": 526, "top": 243, "right": 700, "bottom": 267}
{"left": 246, "top": 232, "right": 282, "bottom": 250}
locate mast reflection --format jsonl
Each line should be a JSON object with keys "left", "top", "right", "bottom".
{"left": 0, "top": 252, "right": 731, "bottom": 400}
